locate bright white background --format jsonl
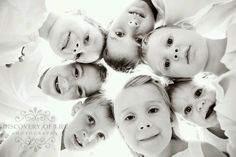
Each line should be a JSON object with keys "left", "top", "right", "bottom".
{"left": 38, "top": 0, "right": 201, "bottom": 156}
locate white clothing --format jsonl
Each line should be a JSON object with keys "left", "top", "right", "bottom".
{"left": 172, "top": 141, "right": 204, "bottom": 157}
{"left": 0, "top": 0, "right": 48, "bottom": 66}
{"left": 0, "top": 0, "right": 50, "bottom": 121}
{"left": 214, "top": 70, "right": 236, "bottom": 157}
{"left": 0, "top": 42, "right": 48, "bottom": 121}
{"left": 151, "top": 0, "right": 226, "bottom": 26}
{"left": 176, "top": 0, "right": 236, "bottom": 39}
{"left": 200, "top": 128, "right": 228, "bottom": 153}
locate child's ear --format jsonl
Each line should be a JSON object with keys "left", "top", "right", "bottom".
{"left": 71, "top": 101, "right": 83, "bottom": 116}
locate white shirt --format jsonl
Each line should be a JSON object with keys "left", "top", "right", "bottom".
{"left": 0, "top": 0, "right": 48, "bottom": 66}
{"left": 214, "top": 70, "right": 236, "bottom": 157}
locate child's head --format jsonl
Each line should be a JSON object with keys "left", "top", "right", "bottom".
{"left": 39, "top": 62, "right": 107, "bottom": 100}
{"left": 47, "top": 11, "right": 106, "bottom": 63}
{"left": 63, "top": 93, "right": 115, "bottom": 151}
{"left": 114, "top": 75, "right": 177, "bottom": 157}
{"left": 104, "top": 0, "right": 156, "bottom": 72}
{"left": 142, "top": 26, "right": 209, "bottom": 78}
{"left": 167, "top": 73, "right": 218, "bottom": 128}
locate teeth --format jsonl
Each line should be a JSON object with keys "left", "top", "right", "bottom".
{"left": 129, "top": 11, "right": 144, "bottom": 18}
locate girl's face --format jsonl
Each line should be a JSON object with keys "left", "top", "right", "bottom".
{"left": 114, "top": 84, "right": 172, "bottom": 156}
{"left": 171, "top": 80, "right": 218, "bottom": 128}
{"left": 145, "top": 27, "right": 208, "bottom": 78}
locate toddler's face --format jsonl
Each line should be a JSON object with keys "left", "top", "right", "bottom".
{"left": 106, "top": 0, "right": 155, "bottom": 63}
{"left": 171, "top": 81, "right": 218, "bottom": 128}
{"left": 39, "top": 63, "right": 104, "bottom": 100}
{"left": 48, "top": 15, "right": 104, "bottom": 63}
{"left": 145, "top": 27, "right": 209, "bottom": 77}
{"left": 64, "top": 102, "right": 114, "bottom": 150}
{"left": 114, "top": 84, "right": 172, "bottom": 156}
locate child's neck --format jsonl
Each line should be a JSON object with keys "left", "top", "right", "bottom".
{"left": 207, "top": 123, "right": 228, "bottom": 139}
{"left": 146, "top": 139, "right": 187, "bottom": 157}
{"left": 39, "top": 13, "right": 58, "bottom": 40}
{"left": 204, "top": 38, "right": 228, "bottom": 76}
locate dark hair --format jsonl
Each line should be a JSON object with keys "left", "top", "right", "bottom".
{"left": 103, "top": 49, "right": 138, "bottom": 73}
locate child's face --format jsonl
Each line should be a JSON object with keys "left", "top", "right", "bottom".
{"left": 172, "top": 81, "right": 218, "bottom": 128}
{"left": 145, "top": 27, "right": 208, "bottom": 77}
{"left": 40, "top": 63, "right": 103, "bottom": 100}
{"left": 115, "top": 84, "right": 172, "bottom": 156}
{"left": 48, "top": 15, "right": 104, "bottom": 63}
{"left": 106, "top": 0, "right": 155, "bottom": 62}
{"left": 64, "top": 103, "right": 114, "bottom": 150}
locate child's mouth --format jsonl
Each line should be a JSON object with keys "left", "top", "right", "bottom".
{"left": 74, "top": 134, "right": 83, "bottom": 147}
{"left": 139, "top": 133, "right": 159, "bottom": 142}
{"left": 61, "top": 31, "right": 71, "bottom": 51}
{"left": 205, "top": 103, "right": 216, "bottom": 119}
{"left": 55, "top": 76, "right": 61, "bottom": 94}
{"left": 186, "top": 46, "right": 191, "bottom": 64}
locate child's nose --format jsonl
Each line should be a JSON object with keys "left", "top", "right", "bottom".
{"left": 171, "top": 46, "right": 188, "bottom": 61}
{"left": 197, "top": 100, "right": 206, "bottom": 112}
{"left": 128, "top": 19, "right": 139, "bottom": 28}
{"left": 139, "top": 121, "right": 152, "bottom": 130}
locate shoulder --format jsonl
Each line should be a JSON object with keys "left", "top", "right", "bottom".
{"left": 201, "top": 142, "right": 226, "bottom": 157}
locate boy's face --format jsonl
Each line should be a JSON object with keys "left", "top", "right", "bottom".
{"left": 145, "top": 27, "right": 208, "bottom": 77}
{"left": 39, "top": 63, "right": 103, "bottom": 100}
{"left": 172, "top": 81, "right": 218, "bottom": 128}
{"left": 64, "top": 103, "right": 114, "bottom": 150}
{"left": 115, "top": 84, "right": 172, "bottom": 156}
{"left": 106, "top": 0, "right": 155, "bottom": 62}
{"left": 48, "top": 15, "right": 104, "bottom": 63}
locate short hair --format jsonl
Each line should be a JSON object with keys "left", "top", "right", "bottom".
{"left": 83, "top": 93, "right": 114, "bottom": 122}
{"left": 103, "top": 44, "right": 143, "bottom": 73}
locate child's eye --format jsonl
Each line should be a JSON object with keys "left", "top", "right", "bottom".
{"left": 97, "top": 132, "right": 105, "bottom": 140}
{"left": 184, "top": 106, "right": 192, "bottom": 115}
{"left": 84, "top": 34, "right": 90, "bottom": 44}
{"left": 194, "top": 88, "right": 203, "bottom": 98}
{"left": 115, "top": 31, "right": 125, "bottom": 37}
{"left": 73, "top": 67, "right": 79, "bottom": 78}
{"left": 124, "top": 115, "right": 135, "bottom": 121}
{"left": 164, "top": 59, "right": 170, "bottom": 69}
{"left": 148, "top": 107, "right": 159, "bottom": 114}
{"left": 166, "top": 36, "right": 173, "bottom": 47}
{"left": 87, "top": 115, "right": 95, "bottom": 125}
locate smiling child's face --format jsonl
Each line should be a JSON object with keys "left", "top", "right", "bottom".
{"left": 48, "top": 14, "right": 104, "bottom": 63}
{"left": 106, "top": 0, "right": 155, "bottom": 63}
{"left": 39, "top": 63, "right": 104, "bottom": 100}
{"left": 171, "top": 80, "right": 218, "bottom": 128}
{"left": 145, "top": 27, "right": 209, "bottom": 77}
{"left": 64, "top": 102, "right": 114, "bottom": 151}
{"left": 114, "top": 84, "right": 172, "bottom": 156}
